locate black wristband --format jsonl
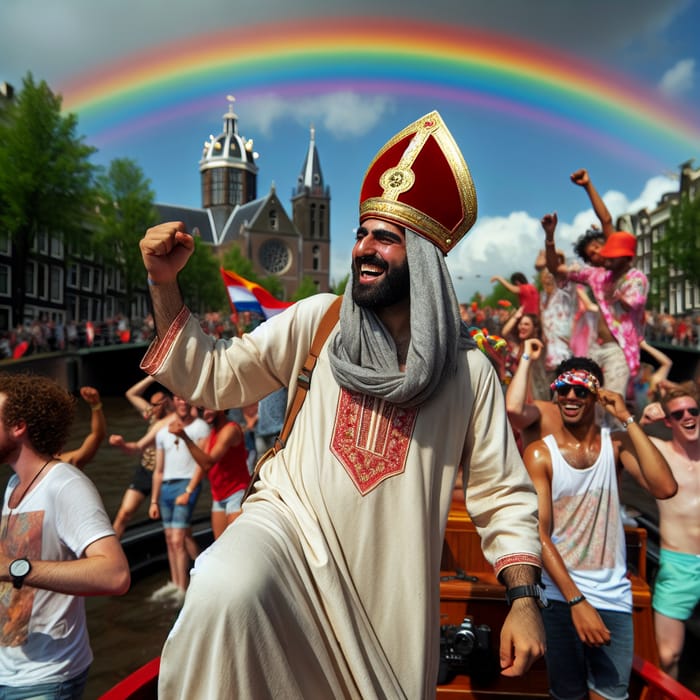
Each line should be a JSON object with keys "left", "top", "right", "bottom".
{"left": 567, "top": 594, "right": 586, "bottom": 607}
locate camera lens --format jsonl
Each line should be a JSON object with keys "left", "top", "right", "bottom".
{"left": 454, "top": 627, "right": 475, "bottom": 656}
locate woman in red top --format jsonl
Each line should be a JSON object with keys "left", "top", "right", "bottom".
{"left": 173, "top": 409, "right": 249, "bottom": 539}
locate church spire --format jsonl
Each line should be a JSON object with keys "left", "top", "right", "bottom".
{"left": 295, "top": 124, "right": 325, "bottom": 196}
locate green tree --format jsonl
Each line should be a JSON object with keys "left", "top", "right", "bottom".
{"left": 481, "top": 282, "right": 518, "bottom": 309}
{"left": 221, "top": 245, "right": 288, "bottom": 299}
{"left": 94, "top": 158, "right": 159, "bottom": 316}
{"left": 650, "top": 192, "right": 700, "bottom": 305}
{"left": 179, "top": 236, "right": 227, "bottom": 314}
{"left": 291, "top": 276, "right": 319, "bottom": 301}
{"left": 221, "top": 245, "right": 259, "bottom": 283}
{"left": 261, "top": 275, "right": 284, "bottom": 299}
{"left": 331, "top": 274, "right": 349, "bottom": 295}
{"left": 0, "top": 73, "right": 97, "bottom": 326}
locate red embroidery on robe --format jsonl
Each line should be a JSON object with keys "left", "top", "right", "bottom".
{"left": 331, "top": 388, "right": 417, "bottom": 495}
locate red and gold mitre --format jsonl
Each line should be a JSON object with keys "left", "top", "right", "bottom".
{"left": 359, "top": 111, "right": 477, "bottom": 254}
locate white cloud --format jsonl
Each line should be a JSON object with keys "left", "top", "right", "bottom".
{"left": 659, "top": 58, "right": 695, "bottom": 97}
{"left": 444, "top": 174, "right": 678, "bottom": 303}
{"left": 238, "top": 93, "right": 395, "bottom": 139}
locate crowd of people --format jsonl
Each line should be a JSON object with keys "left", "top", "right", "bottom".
{"left": 0, "top": 108, "right": 698, "bottom": 699}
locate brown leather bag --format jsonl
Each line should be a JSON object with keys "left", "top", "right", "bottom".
{"left": 241, "top": 296, "right": 342, "bottom": 503}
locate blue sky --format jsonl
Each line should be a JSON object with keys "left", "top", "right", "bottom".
{"left": 2, "top": 0, "right": 699, "bottom": 302}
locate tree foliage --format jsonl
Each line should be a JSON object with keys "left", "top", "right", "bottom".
{"left": 179, "top": 236, "right": 227, "bottom": 314}
{"left": 650, "top": 192, "right": 700, "bottom": 301}
{"left": 221, "top": 245, "right": 259, "bottom": 283}
{"left": 0, "top": 73, "right": 97, "bottom": 326}
{"left": 331, "top": 274, "right": 349, "bottom": 296}
{"left": 291, "top": 276, "right": 319, "bottom": 301}
{"left": 94, "top": 158, "right": 159, "bottom": 312}
{"left": 480, "top": 281, "right": 518, "bottom": 309}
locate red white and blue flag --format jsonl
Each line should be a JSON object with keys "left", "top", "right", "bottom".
{"left": 220, "top": 268, "right": 293, "bottom": 320}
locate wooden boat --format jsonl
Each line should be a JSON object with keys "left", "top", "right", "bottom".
{"left": 99, "top": 492, "right": 699, "bottom": 700}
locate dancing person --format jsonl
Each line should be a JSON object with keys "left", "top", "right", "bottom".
{"left": 149, "top": 395, "right": 209, "bottom": 601}
{"left": 109, "top": 379, "right": 174, "bottom": 538}
{"left": 172, "top": 408, "right": 249, "bottom": 539}
{"left": 490, "top": 272, "right": 540, "bottom": 315}
{"left": 140, "top": 111, "right": 545, "bottom": 698}
{"left": 646, "top": 390, "right": 700, "bottom": 679}
{"left": 0, "top": 373, "right": 130, "bottom": 697}
{"left": 546, "top": 172, "right": 648, "bottom": 399}
{"left": 522, "top": 359, "right": 676, "bottom": 700}
{"left": 501, "top": 306, "right": 550, "bottom": 400}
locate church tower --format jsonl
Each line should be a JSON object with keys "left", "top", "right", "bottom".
{"left": 291, "top": 126, "right": 331, "bottom": 293}
{"left": 199, "top": 96, "right": 259, "bottom": 236}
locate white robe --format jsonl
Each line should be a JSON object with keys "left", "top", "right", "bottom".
{"left": 142, "top": 293, "right": 541, "bottom": 699}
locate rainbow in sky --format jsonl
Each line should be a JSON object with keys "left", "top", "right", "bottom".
{"left": 58, "top": 18, "right": 700, "bottom": 164}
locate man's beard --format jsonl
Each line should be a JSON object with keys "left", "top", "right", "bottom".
{"left": 351, "top": 256, "right": 410, "bottom": 309}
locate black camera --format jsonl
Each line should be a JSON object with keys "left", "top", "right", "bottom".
{"left": 437, "top": 616, "right": 496, "bottom": 685}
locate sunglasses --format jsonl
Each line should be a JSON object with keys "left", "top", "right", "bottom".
{"left": 555, "top": 385, "right": 592, "bottom": 399}
{"left": 669, "top": 406, "right": 699, "bottom": 421}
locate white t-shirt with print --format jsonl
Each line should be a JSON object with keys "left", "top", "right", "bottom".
{"left": 0, "top": 462, "right": 116, "bottom": 686}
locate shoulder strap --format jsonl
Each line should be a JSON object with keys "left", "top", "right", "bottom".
{"left": 242, "top": 296, "right": 342, "bottom": 502}
{"left": 277, "top": 295, "right": 342, "bottom": 447}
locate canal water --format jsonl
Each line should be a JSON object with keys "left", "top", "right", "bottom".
{"left": 2, "top": 395, "right": 699, "bottom": 697}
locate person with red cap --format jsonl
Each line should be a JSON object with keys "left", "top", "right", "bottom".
{"left": 545, "top": 170, "right": 649, "bottom": 401}
{"left": 138, "top": 111, "right": 545, "bottom": 698}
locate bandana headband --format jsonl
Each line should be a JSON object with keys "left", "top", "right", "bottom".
{"left": 550, "top": 369, "right": 600, "bottom": 395}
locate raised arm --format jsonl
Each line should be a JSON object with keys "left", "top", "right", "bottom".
{"left": 500, "top": 306, "right": 523, "bottom": 339}
{"left": 59, "top": 387, "right": 106, "bottom": 470}
{"left": 139, "top": 221, "right": 196, "bottom": 338}
{"left": 125, "top": 375, "right": 157, "bottom": 417}
{"left": 639, "top": 340, "right": 673, "bottom": 398}
{"left": 541, "top": 212, "right": 568, "bottom": 279}
{"left": 570, "top": 169, "right": 614, "bottom": 238}
{"left": 505, "top": 338, "right": 544, "bottom": 431}
{"left": 490, "top": 275, "right": 520, "bottom": 295}
{"left": 598, "top": 389, "right": 677, "bottom": 499}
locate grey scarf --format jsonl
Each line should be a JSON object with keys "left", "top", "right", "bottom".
{"left": 328, "top": 230, "right": 472, "bottom": 408}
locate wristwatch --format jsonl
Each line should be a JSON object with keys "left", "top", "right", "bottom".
{"left": 505, "top": 583, "right": 549, "bottom": 608}
{"left": 9, "top": 558, "right": 31, "bottom": 589}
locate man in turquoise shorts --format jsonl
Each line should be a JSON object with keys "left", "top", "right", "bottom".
{"left": 649, "top": 389, "right": 700, "bottom": 679}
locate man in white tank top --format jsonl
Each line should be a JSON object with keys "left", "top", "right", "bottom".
{"left": 523, "top": 357, "right": 676, "bottom": 700}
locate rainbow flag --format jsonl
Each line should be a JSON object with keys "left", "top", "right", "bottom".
{"left": 220, "top": 268, "right": 293, "bottom": 320}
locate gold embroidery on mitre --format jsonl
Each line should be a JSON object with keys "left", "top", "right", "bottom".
{"left": 359, "top": 110, "right": 477, "bottom": 253}
{"left": 377, "top": 116, "right": 438, "bottom": 201}
{"left": 379, "top": 167, "right": 415, "bottom": 199}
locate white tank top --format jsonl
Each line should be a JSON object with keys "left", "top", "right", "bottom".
{"left": 541, "top": 428, "right": 632, "bottom": 612}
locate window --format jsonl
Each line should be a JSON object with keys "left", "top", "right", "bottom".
{"left": 36, "top": 263, "right": 48, "bottom": 300}
{"left": 0, "top": 231, "right": 10, "bottom": 255}
{"left": 81, "top": 265, "right": 94, "bottom": 291}
{"left": 67, "top": 263, "right": 79, "bottom": 288}
{"left": 34, "top": 229, "right": 49, "bottom": 254}
{"left": 25, "top": 262, "right": 36, "bottom": 298}
{"left": 50, "top": 234, "right": 64, "bottom": 259}
{"left": 50, "top": 266, "right": 64, "bottom": 303}
{"left": 319, "top": 205, "right": 326, "bottom": 239}
{"left": 0, "top": 264, "right": 9, "bottom": 297}
{"left": 312, "top": 245, "right": 320, "bottom": 271}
